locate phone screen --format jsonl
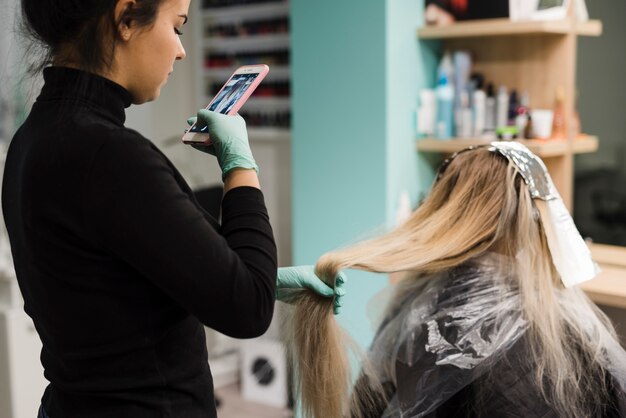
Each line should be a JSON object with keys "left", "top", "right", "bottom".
{"left": 209, "top": 73, "right": 260, "bottom": 114}
{"left": 191, "top": 73, "right": 260, "bottom": 133}
{"left": 183, "top": 65, "right": 269, "bottom": 142}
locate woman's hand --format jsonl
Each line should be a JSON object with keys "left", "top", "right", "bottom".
{"left": 186, "top": 110, "right": 258, "bottom": 180}
{"left": 276, "top": 266, "right": 347, "bottom": 314}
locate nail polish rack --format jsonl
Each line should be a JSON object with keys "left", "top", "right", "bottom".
{"left": 194, "top": 0, "right": 291, "bottom": 141}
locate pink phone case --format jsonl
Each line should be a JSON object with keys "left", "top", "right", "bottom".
{"left": 182, "top": 64, "right": 270, "bottom": 144}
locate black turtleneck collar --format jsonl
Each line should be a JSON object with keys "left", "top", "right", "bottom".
{"left": 38, "top": 66, "right": 133, "bottom": 126}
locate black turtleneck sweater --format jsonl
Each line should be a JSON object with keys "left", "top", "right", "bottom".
{"left": 1, "top": 67, "right": 277, "bottom": 418}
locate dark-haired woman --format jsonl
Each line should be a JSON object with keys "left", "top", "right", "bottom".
{"left": 1, "top": 1, "right": 342, "bottom": 417}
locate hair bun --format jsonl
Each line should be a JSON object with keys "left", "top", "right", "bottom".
{"left": 21, "top": 0, "right": 114, "bottom": 48}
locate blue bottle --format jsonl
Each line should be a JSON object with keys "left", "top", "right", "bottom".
{"left": 436, "top": 71, "right": 455, "bottom": 140}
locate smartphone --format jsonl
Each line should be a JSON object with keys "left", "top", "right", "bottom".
{"left": 182, "top": 64, "right": 270, "bottom": 144}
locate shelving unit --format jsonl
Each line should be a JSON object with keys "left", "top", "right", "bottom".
{"left": 416, "top": 14, "right": 603, "bottom": 210}
{"left": 193, "top": 0, "right": 291, "bottom": 139}
{"left": 417, "top": 135, "right": 598, "bottom": 158}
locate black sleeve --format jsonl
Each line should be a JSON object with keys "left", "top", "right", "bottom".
{"left": 81, "top": 131, "right": 277, "bottom": 338}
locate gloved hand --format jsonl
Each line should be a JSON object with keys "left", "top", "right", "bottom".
{"left": 276, "top": 266, "right": 347, "bottom": 315}
{"left": 186, "top": 110, "right": 258, "bottom": 179}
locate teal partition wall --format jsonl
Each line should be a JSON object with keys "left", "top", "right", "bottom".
{"left": 291, "top": 0, "right": 437, "bottom": 349}
{"left": 386, "top": 0, "right": 439, "bottom": 222}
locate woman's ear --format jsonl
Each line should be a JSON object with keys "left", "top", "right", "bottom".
{"left": 115, "top": 0, "right": 137, "bottom": 41}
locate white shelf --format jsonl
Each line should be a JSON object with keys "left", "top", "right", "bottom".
{"left": 245, "top": 97, "right": 291, "bottom": 110}
{"left": 248, "top": 127, "right": 291, "bottom": 141}
{"left": 202, "top": 2, "right": 289, "bottom": 24}
{"left": 204, "top": 66, "right": 290, "bottom": 81}
{"left": 204, "top": 33, "right": 289, "bottom": 53}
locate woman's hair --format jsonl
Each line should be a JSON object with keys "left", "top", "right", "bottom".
{"left": 20, "top": 0, "right": 165, "bottom": 73}
{"left": 282, "top": 148, "right": 618, "bottom": 418}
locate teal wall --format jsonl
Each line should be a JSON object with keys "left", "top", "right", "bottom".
{"left": 386, "top": 0, "right": 439, "bottom": 221}
{"left": 292, "top": 0, "right": 436, "bottom": 349}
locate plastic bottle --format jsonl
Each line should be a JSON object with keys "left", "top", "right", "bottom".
{"left": 551, "top": 87, "right": 566, "bottom": 139}
{"left": 515, "top": 92, "right": 531, "bottom": 139}
{"left": 416, "top": 89, "right": 436, "bottom": 137}
{"left": 473, "top": 87, "right": 486, "bottom": 137}
{"left": 435, "top": 53, "right": 455, "bottom": 139}
{"left": 496, "top": 85, "right": 509, "bottom": 129}
{"left": 456, "top": 90, "right": 473, "bottom": 138}
{"left": 508, "top": 89, "right": 519, "bottom": 126}
{"left": 485, "top": 83, "right": 496, "bottom": 134}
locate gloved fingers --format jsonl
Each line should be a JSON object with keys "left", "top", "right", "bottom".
{"left": 198, "top": 109, "right": 247, "bottom": 130}
{"left": 186, "top": 116, "right": 197, "bottom": 126}
{"left": 333, "top": 287, "right": 345, "bottom": 315}
{"left": 306, "top": 279, "right": 335, "bottom": 298}
{"left": 335, "top": 271, "right": 347, "bottom": 286}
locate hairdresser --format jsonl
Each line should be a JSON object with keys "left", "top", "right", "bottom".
{"left": 2, "top": 1, "right": 343, "bottom": 417}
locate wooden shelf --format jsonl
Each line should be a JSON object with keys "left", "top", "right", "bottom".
{"left": 416, "top": 135, "right": 598, "bottom": 158}
{"left": 418, "top": 18, "right": 602, "bottom": 39}
{"left": 581, "top": 244, "right": 626, "bottom": 309}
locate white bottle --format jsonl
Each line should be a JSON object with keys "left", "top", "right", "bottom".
{"left": 417, "top": 89, "right": 436, "bottom": 137}
{"left": 473, "top": 88, "right": 486, "bottom": 137}
{"left": 496, "top": 85, "right": 509, "bottom": 129}
{"left": 456, "top": 91, "right": 473, "bottom": 138}
{"left": 485, "top": 83, "right": 496, "bottom": 134}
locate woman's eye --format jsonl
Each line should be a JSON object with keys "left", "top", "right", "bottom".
{"left": 174, "top": 28, "right": 183, "bottom": 35}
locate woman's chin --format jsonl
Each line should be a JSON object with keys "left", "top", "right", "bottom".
{"left": 132, "top": 89, "right": 161, "bottom": 105}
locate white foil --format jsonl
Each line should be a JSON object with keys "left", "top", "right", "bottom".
{"left": 489, "top": 141, "right": 599, "bottom": 287}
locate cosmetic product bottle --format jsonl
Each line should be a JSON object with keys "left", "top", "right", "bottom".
{"left": 436, "top": 72, "right": 455, "bottom": 139}
{"left": 485, "top": 83, "right": 496, "bottom": 134}
{"left": 496, "top": 85, "right": 509, "bottom": 129}
{"left": 453, "top": 50, "right": 472, "bottom": 110}
{"left": 551, "top": 87, "right": 566, "bottom": 139}
{"left": 456, "top": 90, "right": 473, "bottom": 138}
{"left": 508, "top": 89, "right": 519, "bottom": 125}
{"left": 572, "top": 90, "right": 581, "bottom": 138}
{"left": 417, "top": 89, "right": 436, "bottom": 137}
{"left": 473, "top": 86, "right": 486, "bottom": 137}
{"left": 435, "top": 52, "right": 455, "bottom": 139}
{"left": 515, "top": 92, "right": 530, "bottom": 139}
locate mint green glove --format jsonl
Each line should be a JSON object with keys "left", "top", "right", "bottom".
{"left": 276, "top": 266, "right": 347, "bottom": 315}
{"left": 187, "top": 110, "right": 258, "bottom": 179}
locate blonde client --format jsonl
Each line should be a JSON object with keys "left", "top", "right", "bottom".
{"left": 282, "top": 142, "right": 626, "bottom": 418}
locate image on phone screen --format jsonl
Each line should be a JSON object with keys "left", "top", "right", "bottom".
{"left": 210, "top": 73, "right": 260, "bottom": 114}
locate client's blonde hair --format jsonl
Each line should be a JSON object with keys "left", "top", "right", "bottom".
{"left": 282, "top": 148, "right": 617, "bottom": 418}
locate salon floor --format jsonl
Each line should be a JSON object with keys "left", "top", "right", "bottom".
{"left": 215, "top": 383, "right": 293, "bottom": 418}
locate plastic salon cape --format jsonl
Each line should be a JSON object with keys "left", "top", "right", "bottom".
{"left": 352, "top": 254, "right": 626, "bottom": 418}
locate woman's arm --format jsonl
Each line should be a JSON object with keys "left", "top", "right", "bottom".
{"left": 81, "top": 130, "right": 277, "bottom": 338}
